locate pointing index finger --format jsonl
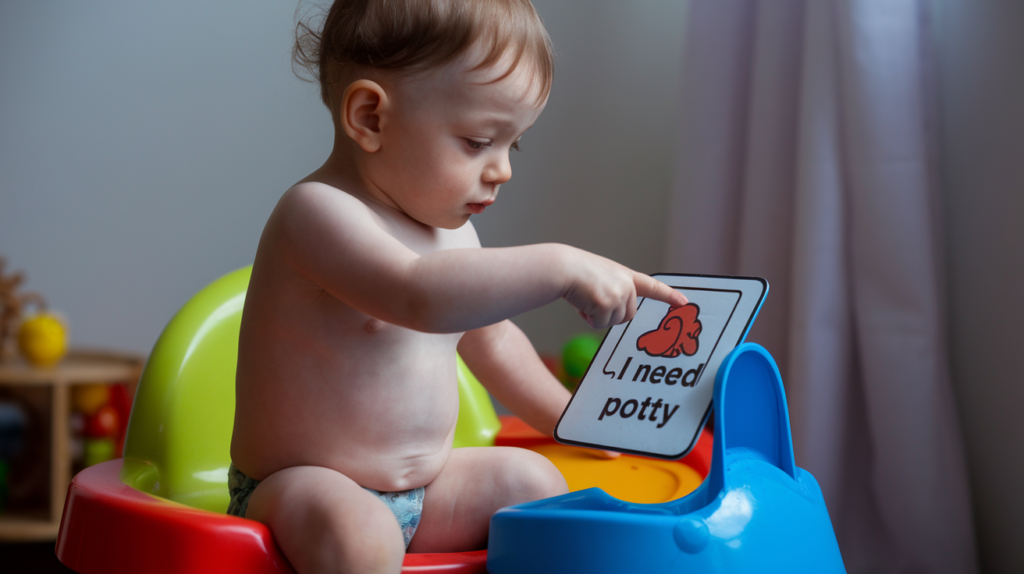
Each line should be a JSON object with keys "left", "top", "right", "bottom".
{"left": 634, "top": 273, "right": 688, "bottom": 307}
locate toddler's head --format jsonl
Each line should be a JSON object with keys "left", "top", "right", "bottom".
{"left": 294, "top": 0, "right": 554, "bottom": 118}
{"left": 294, "top": 0, "right": 555, "bottom": 229}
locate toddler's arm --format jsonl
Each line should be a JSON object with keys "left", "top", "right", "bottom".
{"left": 458, "top": 320, "right": 570, "bottom": 436}
{"left": 460, "top": 322, "right": 622, "bottom": 459}
{"left": 276, "top": 183, "right": 686, "bottom": 333}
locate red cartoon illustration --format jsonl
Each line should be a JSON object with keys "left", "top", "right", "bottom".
{"left": 637, "top": 303, "right": 702, "bottom": 358}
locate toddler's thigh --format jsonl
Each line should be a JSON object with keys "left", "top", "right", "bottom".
{"left": 407, "top": 447, "right": 567, "bottom": 553}
{"left": 246, "top": 466, "right": 406, "bottom": 574}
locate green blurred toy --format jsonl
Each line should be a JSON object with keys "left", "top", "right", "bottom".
{"left": 560, "top": 333, "right": 602, "bottom": 391}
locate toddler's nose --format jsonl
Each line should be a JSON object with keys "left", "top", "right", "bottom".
{"left": 484, "top": 153, "right": 512, "bottom": 184}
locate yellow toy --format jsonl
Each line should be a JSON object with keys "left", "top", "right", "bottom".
{"left": 18, "top": 312, "right": 68, "bottom": 367}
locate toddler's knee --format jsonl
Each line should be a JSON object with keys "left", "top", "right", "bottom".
{"left": 306, "top": 504, "right": 405, "bottom": 574}
{"left": 503, "top": 450, "right": 568, "bottom": 502}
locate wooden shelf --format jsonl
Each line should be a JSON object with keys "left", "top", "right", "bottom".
{"left": 0, "top": 350, "right": 143, "bottom": 385}
{"left": 0, "top": 349, "right": 144, "bottom": 541}
{"left": 0, "top": 510, "right": 58, "bottom": 541}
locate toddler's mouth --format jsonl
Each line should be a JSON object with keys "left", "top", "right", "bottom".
{"left": 467, "top": 199, "right": 495, "bottom": 214}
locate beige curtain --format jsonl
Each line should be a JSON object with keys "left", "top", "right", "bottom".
{"left": 664, "top": 1, "right": 977, "bottom": 572}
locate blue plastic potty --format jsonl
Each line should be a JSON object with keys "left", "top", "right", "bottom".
{"left": 487, "top": 343, "right": 846, "bottom": 573}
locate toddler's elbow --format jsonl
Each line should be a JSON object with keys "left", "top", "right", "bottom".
{"left": 392, "top": 262, "right": 467, "bottom": 333}
{"left": 399, "top": 294, "right": 454, "bottom": 334}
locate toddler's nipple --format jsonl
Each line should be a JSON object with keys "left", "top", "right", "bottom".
{"left": 364, "top": 318, "right": 385, "bottom": 334}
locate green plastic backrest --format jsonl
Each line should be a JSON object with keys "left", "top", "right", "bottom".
{"left": 121, "top": 267, "right": 500, "bottom": 512}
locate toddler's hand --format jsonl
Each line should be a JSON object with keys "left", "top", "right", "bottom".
{"left": 561, "top": 250, "right": 687, "bottom": 330}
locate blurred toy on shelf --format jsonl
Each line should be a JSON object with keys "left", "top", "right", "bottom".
{"left": 540, "top": 333, "right": 603, "bottom": 391}
{"left": 0, "top": 256, "right": 68, "bottom": 367}
{"left": 19, "top": 313, "right": 68, "bottom": 368}
{"left": 73, "top": 384, "right": 110, "bottom": 415}
{"left": 562, "top": 333, "right": 601, "bottom": 387}
{"left": 70, "top": 383, "right": 132, "bottom": 471}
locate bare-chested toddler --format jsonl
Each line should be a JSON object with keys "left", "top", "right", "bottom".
{"left": 228, "top": 1, "right": 688, "bottom": 572}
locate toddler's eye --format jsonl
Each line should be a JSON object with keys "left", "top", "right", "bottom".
{"left": 510, "top": 140, "right": 521, "bottom": 152}
{"left": 466, "top": 139, "right": 490, "bottom": 150}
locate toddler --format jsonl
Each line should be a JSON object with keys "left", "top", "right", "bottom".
{"left": 229, "top": 1, "right": 687, "bottom": 572}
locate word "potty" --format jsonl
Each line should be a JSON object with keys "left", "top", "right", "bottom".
{"left": 598, "top": 396, "right": 680, "bottom": 429}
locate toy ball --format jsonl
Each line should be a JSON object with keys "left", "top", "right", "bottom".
{"left": 84, "top": 405, "right": 120, "bottom": 439}
{"left": 562, "top": 334, "right": 602, "bottom": 379}
{"left": 73, "top": 384, "right": 111, "bottom": 416}
{"left": 18, "top": 313, "right": 67, "bottom": 367}
{"left": 83, "top": 438, "right": 115, "bottom": 468}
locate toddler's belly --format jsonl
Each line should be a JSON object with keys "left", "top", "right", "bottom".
{"left": 233, "top": 278, "right": 466, "bottom": 491}
{"left": 232, "top": 370, "right": 460, "bottom": 492}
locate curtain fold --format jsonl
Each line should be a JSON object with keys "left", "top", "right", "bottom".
{"left": 665, "top": 1, "right": 977, "bottom": 572}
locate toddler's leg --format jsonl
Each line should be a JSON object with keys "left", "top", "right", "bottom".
{"left": 406, "top": 447, "right": 568, "bottom": 553}
{"left": 246, "top": 466, "right": 406, "bottom": 574}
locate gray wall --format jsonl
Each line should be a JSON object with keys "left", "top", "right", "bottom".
{"left": 0, "top": 0, "right": 687, "bottom": 357}
{"left": 0, "top": 2, "right": 332, "bottom": 351}
{"left": 933, "top": 1, "right": 1024, "bottom": 572}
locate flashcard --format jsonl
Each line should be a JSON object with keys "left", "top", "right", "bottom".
{"left": 554, "top": 274, "right": 767, "bottom": 459}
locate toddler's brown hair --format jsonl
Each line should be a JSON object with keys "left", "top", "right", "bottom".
{"left": 294, "top": 0, "right": 554, "bottom": 114}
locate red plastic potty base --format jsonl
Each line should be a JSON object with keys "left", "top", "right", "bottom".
{"left": 56, "top": 459, "right": 487, "bottom": 574}
{"left": 58, "top": 419, "right": 712, "bottom": 574}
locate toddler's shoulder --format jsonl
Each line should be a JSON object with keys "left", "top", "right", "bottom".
{"left": 258, "top": 181, "right": 388, "bottom": 260}
{"left": 271, "top": 181, "right": 384, "bottom": 235}
{"left": 279, "top": 181, "right": 374, "bottom": 218}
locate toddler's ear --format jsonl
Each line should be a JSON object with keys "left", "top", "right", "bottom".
{"left": 341, "top": 79, "right": 388, "bottom": 153}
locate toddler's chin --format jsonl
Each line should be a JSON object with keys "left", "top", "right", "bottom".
{"left": 419, "top": 213, "right": 471, "bottom": 230}
{"left": 445, "top": 211, "right": 476, "bottom": 229}
{"left": 447, "top": 215, "right": 474, "bottom": 229}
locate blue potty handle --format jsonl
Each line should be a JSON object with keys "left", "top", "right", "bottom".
{"left": 708, "top": 342, "right": 796, "bottom": 493}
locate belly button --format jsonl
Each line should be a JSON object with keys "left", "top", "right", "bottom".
{"left": 364, "top": 318, "right": 385, "bottom": 333}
